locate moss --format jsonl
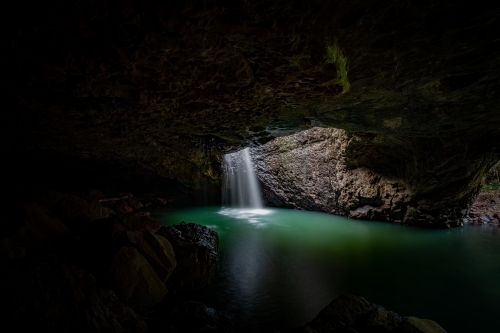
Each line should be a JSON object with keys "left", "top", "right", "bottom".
{"left": 482, "top": 161, "right": 500, "bottom": 192}
{"left": 326, "top": 43, "right": 350, "bottom": 93}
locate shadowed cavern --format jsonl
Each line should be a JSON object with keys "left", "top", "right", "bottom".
{"left": 3, "top": 0, "right": 500, "bottom": 226}
{"left": 1, "top": 0, "right": 500, "bottom": 332}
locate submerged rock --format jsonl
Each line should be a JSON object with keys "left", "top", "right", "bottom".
{"left": 293, "top": 294, "right": 446, "bottom": 333}
{"left": 156, "top": 222, "right": 219, "bottom": 294}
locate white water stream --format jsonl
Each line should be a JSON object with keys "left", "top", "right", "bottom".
{"left": 222, "top": 148, "right": 263, "bottom": 209}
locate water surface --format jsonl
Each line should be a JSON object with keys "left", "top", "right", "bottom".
{"left": 153, "top": 206, "right": 500, "bottom": 333}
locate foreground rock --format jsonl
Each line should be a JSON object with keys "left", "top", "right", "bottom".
{"left": 147, "top": 300, "right": 235, "bottom": 333}
{"left": 79, "top": 227, "right": 177, "bottom": 311}
{"left": 0, "top": 257, "right": 147, "bottom": 333}
{"left": 0, "top": 201, "right": 70, "bottom": 263}
{"left": 252, "top": 127, "right": 492, "bottom": 228}
{"left": 156, "top": 222, "right": 219, "bottom": 294}
{"left": 294, "top": 294, "right": 446, "bottom": 333}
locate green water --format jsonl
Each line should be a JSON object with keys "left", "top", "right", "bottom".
{"left": 153, "top": 206, "right": 500, "bottom": 333}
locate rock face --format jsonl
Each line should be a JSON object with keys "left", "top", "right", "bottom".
{"left": 294, "top": 294, "right": 447, "bottom": 333}
{"left": 156, "top": 222, "right": 219, "bottom": 294}
{"left": 252, "top": 127, "right": 492, "bottom": 227}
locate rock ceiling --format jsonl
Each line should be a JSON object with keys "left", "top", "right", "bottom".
{"left": 2, "top": 0, "right": 500, "bottom": 189}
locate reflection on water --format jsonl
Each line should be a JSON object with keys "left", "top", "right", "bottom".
{"left": 153, "top": 207, "right": 500, "bottom": 333}
{"left": 218, "top": 207, "right": 272, "bottom": 225}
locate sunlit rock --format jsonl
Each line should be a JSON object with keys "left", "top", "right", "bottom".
{"left": 252, "top": 127, "right": 495, "bottom": 227}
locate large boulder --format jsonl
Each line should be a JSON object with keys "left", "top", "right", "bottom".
{"left": 76, "top": 215, "right": 166, "bottom": 280}
{"left": 156, "top": 222, "right": 218, "bottom": 294}
{"left": 109, "top": 246, "right": 168, "bottom": 311}
{"left": 113, "top": 231, "right": 176, "bottom": 282}
{"left": 0, "top": 257, "right": 147, "bottom": 332}
{"left": 107, "top": 231, "right": 176, "bottom": 310}
{"left": 293, "top": 294, "right": 447, "bottom": 333}
{"left": 0, "top": 201, "right": 70, "bottom": 263}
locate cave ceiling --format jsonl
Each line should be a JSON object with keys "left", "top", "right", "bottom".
{"left": 2, "top": 0, "right": 500, "bottom": 186}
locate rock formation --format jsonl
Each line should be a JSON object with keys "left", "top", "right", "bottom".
{"left": 252, "top": 127, "right": 492, "bottom": 227}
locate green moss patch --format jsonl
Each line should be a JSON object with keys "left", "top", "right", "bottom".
{"left": 326, "top": 43, "right": 350, "bottom": 93}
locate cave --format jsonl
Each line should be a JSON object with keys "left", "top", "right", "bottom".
{"left": 1, "top": 0, "right": 500, "bottom": 332}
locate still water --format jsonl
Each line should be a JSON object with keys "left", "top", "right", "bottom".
{"left": 153, "top": 206, "right": 500, "bottom": 333}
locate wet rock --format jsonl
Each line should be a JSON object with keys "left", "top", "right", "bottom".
{"left": 148, "top": 300, "right": 235, "bottom": 333}
{"left": 293, "top": 294, "right": 446, "bottom": 333}
{"left": 0, "top": 201, "right": 70, "bottom": 263}
{"left": 156, "top": 222, "right": 218, "bottom": 294}
{"left": 0, "top": 257, "right": 147, "bottom": 332}
{"left": 109, "top": 246, "right": 168, "bottom": 311}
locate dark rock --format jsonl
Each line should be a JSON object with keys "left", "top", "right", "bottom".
{"left": 108, "top": 214, "right": 162, "bottom": 235}
{"left": 109, "top": 246, "right": 168, "bottom": 311}
{"left": 86, "top": 188, "right": 107, "bottom": 201}
{"left": 129, "top": 197, "right": 145, "bottom": 210}
{"left": 0, "top": 201, "right": 70, "bottom": 263}
{"left": 148, "top": 300, "right": 235, "bottom": 333}
{"left": 293, "top": 294, "right": 446, "bottom": 333}
{"left": 113, "top": 231, "right": 177, "bottom": 283}
{"left": 34, "top": 190, "right": 110, "bottom": 232}
{"left": 156, "top": 222, "right": 218, "bottom": 294}
{"left": 115, "top": 200, "right": 135, "bottom": 214}
{"left": 0, "top": 257, "right": 147, "bottom": 332}
{"left": 79, "top": 228, "right": 176, "bottom": 311}
{"left": 76, "top": 215, "right": 166, "bottom": 284}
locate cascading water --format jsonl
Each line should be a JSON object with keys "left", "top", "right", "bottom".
{"left": 222, "top": 148, "right": 263, "bottom": 208}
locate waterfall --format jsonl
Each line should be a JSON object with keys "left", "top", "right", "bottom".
{"left": 222, "top": 148, "right": 263, "bottom": 208}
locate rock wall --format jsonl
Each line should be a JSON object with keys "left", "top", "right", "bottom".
{"left": 252, "top": 127, "right": 496, "bottom": 227}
